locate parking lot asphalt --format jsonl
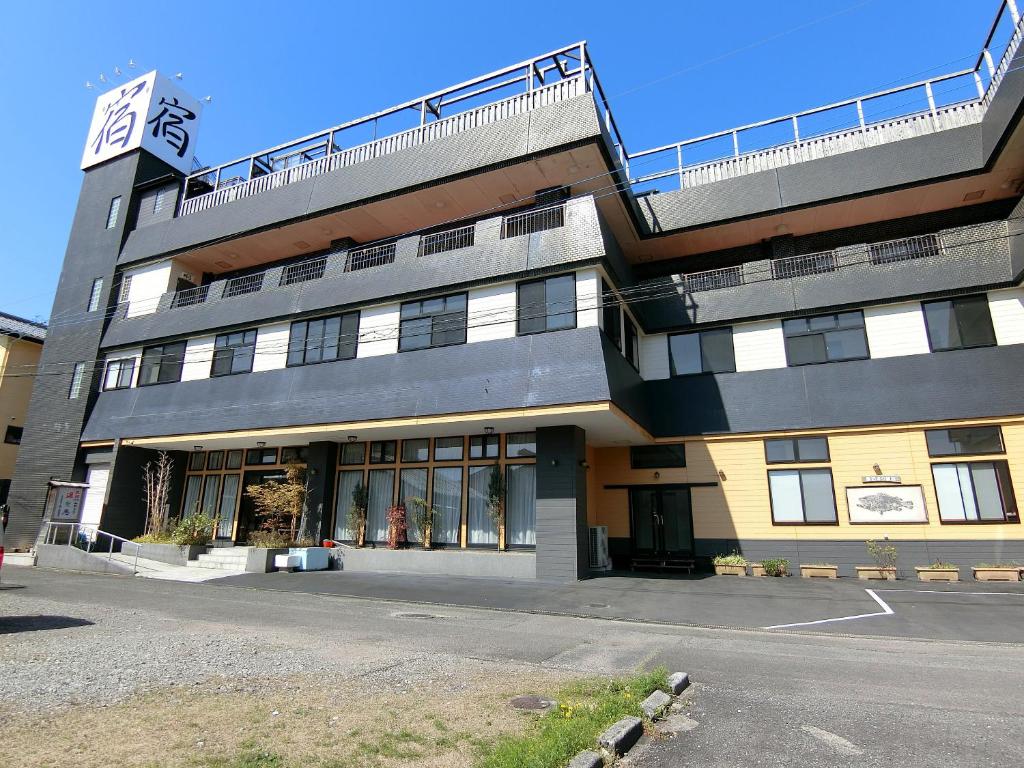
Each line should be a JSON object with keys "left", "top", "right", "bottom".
{"left": 214, "top": 569, "right": 1024, "bottom": 643}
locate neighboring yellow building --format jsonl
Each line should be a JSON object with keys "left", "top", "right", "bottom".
{"left": 0, "top": 313, "right": 46, "bottom": 505}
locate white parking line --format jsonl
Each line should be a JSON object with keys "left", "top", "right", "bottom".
{"left": 763, "top": 589, "right": 893, "bottom": 630}
{"left": 874, "top": 589, "right": 1024, "bottom": 597}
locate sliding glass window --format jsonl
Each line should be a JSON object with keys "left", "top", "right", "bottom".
{"left": 212, "top": 330, "right": 257, "bottom": 377}
{"left": 287, "top": 312, "right": 359, "bottom": 366}
{"left": 399, "top": 294, "right": 467, "bottom": 351}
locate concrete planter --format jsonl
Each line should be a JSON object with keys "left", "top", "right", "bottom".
{"left": 855, "top": 566, "right": 896, "bottom": 581}
{"left": 800, "top": 564, "right": 838, "bottom": 579}
{"left": 972, "top": 566, "right": 1021, "bottom": 582}
{"left": 288, "top": 546, "right": 330, "bottom": 571}
{"left": 134, "top": 543, "right": 207, "bottom": 566}
{"left": 713, "top": 563, "right": 747, "bottom": 576}
{"left": 335, "top": 546, "right": 536, "bottom": 579}
{"left": 915, "top": 566, "right": 959, "bottom": 582}
{"left": 247, "top": 547, "right": 290, "bottom": 573}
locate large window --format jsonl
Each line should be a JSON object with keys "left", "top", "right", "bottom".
{"left": 68, "top": 362, "right": 86, "bottom": 399}
{"left": 434, "top": 437, "right": 464, "bottom": 461}
{"left": 768, "top": 469, "right": 838, "bottom": 524}
{"left": 922, "top": 295, "right": 996, "bottom": 351}
{"left": 340, "top": 442, "right": 366, "bottom": 465}
{"left": 932, "top": 461, "right": 1017, "bottom": 523}
{"left": 506, "top": 464, "right": 537, "bottom": 546}
{"left": 506, "top": 432, "right": 537, "bottom": 458}
{"left": 926, "top": 426, "right": 1004, "bottom": 457}
{"left": 287, "top": 312, "right": 359, "bottom": 366}
{"left": 432, "top": 467, "right": 463, "bottom": 545}
{"left": 517, "top": 275, "right": 576, "bottom": 335}
{"left": 783, "top": 311, "right": 868, "bottom": 366}
{"left": 765, "top": 437, "right": 830, "bottom": 464}
{"left": 212, "top": 330, "right": 257, "bottom": 377}
{"left": 369, "top": 440, "right": 397, "bottom": 464}
{"left": 669, "top": 328, "right": 735, "bottom": 375}
{"left": 470, "top": 435, "right": 499, "bottom": 459}
{"left": 630, "top": 444, "right": 686, "bottom": 469}
{"left": 401, "top": 439, "right": 430, "bottom": 463}
{"left": 103, "top": 358, "right": 135, "bottom": 390}
{"left": 468, "top": 465, "right": 498, "bottom": 545}
{"left": 367, "top": 469, "right": 395, "bottom": 542}
{"left": 400, "top": 468, "right": 429, "bottom": 542}
{"left": 399, "top": 293, "right": 467, "bottom": 351}
{"left": 105, "top": 196, "right": 121, "bottom": 229}
{"left": 334, "top": 470, "right": 364, "bottom": 540}
{"left": 139, "top": 341, "right": 187, "bottom": 385}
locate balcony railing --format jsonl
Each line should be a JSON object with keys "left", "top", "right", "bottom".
{"left": 676, "top": 266, "right": 743, "bottom": 293}
{"left": 500, "top": 204, "right": 566, "bottom": 238}
{"left": 346, "top": 242, "right": 397, "bottom": 272}
{"left": 280, "top": 257, "right": 327, "bottom": 286}
{"left": 170, "top": 284, "right": 209, "bottom": 308}
{"left": 179, "top": 43, "right": 626, "bottom": 217}
{"left": 629, "top": 0, "right": 1024, "bottom": 191}
{"left": 868, "top": 233, "right": 943, "bottom": 265}
{"left": 222, "top": 273, "right": 264, "bottom": 298}
{"left": 418, "top": 225, "right": 475, "bottom": 257}
{"left": 771, "top": 251, "right": 839, "bottom": 280}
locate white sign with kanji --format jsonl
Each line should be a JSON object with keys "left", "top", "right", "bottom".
{"left": 81, "top": 71, "right": 203, "bottom": 174}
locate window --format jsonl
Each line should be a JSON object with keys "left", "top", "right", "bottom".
{"left": 105, "top": 196, "right": 121, "bottom": 229}
{"left": 369, "top": 440, "right": 397, "bottom": 464}
{"left": 399, "top": 293, "right": 467, "bottom": 351}
{"left": 506, "top": 432, "right": 536, "bottom": 458}
{"left": 923, "top": 295, "right": 996, "bottom": 351}
{"left": 932, "top": 461, "right": 1017, "bottom": 523}
{"left": 669, "top": 328, "right": 735, "bottom": 375}
{"left": 926, "top": 426, "right": 1004, "bottom": 457}
{"left": 245, "top": 448, "right": 278, "bottom": 465}
{"left": 470, "top": 435, "right": 499, "bottom": 459}
{"left": 280, "top": 257, "right": 327, "bottom": 286}
{"left": 188, "top": 451, "right": 206, "bottom": 471}
{"left": 4, "top": 425, "right": 23, "bottom": 445}
{"left": 630, "top": 444, "right": 686, "bottom": 469}
{"left": 334, "top": 470, "right": 365, "bottom": 540}
{"left": 206, "top": 451, "right": 224, "bottom": 471}
{"left": 601, "top": 280, "right": 621, "bottom": 350}
{"left": 153, "top": 186, "right": 168, "bottom": 215}
{"left": 623, "top": 315, "right": 639, "bottom": 370}
{"left": 103, "top": 358, "right": 135, "bottom": 390}
{"left": 400, "top": 468, "right": 429, "bottom": 542}
{"left": 68, "top": 363, "right": 86, "bottom": 399}
{"left": 434, "top": 437, "right": 464, "bottom": 461}
{"left": 765, "top": 437, "right": 830, "bottom": 463}
{"left": 340, "top": 442, "right": 366, "bottom": 465}
{"left": 783, "top": 311, "right": 868, "bottom": 366}
{"left": 506, "top": 464, "right": 537, "bottom": 546}
{"left": 287, "top": 313, "right": 359, "bottom": 366}
{"left": 431, "top": 467, "right": 463, "bottom": 544}
{"left": 118, "top": 274, "right": 133, "bottom": 304}
{"left": 225, "top": 450, "right": 243, "bottom": 470}
{"left": 468, "top": 465, "right": 498, "bottom": 545}
{"left": 212, "top": 330, "right": 257, "bottom": 377}
{"left": 401, "top": 439, "right": 430, "bottom": 463}
{"left": 768, "top": 469, "right": 838, "bottom": 524}
{"left": 281, "top": 446, "right": 308, "bottom": 464}
{"left": 517, "top": 275, "right": 576, "bottom": 335}
{"left": 139, "top": 342, "right": 187, "bottom": 385}
{"left": 87, "top": 278, "right": 103, "bottom": 312}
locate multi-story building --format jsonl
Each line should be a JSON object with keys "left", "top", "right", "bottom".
{"left": 7, "top": 2, "right": 1024, "bottom": 580}
{"left": 0, "top": 313, "right": 46, "bottom": 506}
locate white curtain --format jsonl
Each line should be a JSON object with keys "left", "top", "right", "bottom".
{"left": 505, "top": 464, "right": 536, "bottom": 546}
{"left": 182, "top": 476, "right": 202, "bottom": 518}
{"left": 400, "top": 469, "right": 428, "bottom": 542}
{"left": 468, "top": 465, "right": 497, "bottom": 545}
{"left": 200, "top": 475, "right": 221, "bottom": 518}
{"left": 367, "top": 469, "right": 394, "bottom": 542}
{"left": 334, "top": 470, "right": 364, "bottom": 540}
{"left": 432, "top": 467, "right": 462, "bottom": 544}
{"left": 217, "top": 475, "right": 239, "bottom": 538}
{"left": 768, "top": 471, "right": 803, "bottom": 523}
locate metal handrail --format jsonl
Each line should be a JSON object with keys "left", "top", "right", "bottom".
{"left": 43, "top": 521, "right": 142, "bottom": 574}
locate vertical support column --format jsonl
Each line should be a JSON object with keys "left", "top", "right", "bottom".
{"left": 303, "top": 441, "right": 338, "bottom": 543}
{"left": 535, "top": 426, "right": 588, "bottom": 582}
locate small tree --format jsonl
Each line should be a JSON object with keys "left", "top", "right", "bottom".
{"left": 486, "top": 465, "right": 505, "bottom": 549}
{"left": 406, "top": 496, "right": 436, "bottom": 550}
{"left": 244, "top": 463, "right": 308, "bottom": 544}
{"left": 866, "top": 539, "right": 898, "bottom": 571}
{"left": 386, "top": 504, "right": 407, "bottom": 549}
{"left": 142, "top": 451, "right": 174, "bottom": 536}
{"left": 346, "top": 482, "right": 368, "bottom": 547}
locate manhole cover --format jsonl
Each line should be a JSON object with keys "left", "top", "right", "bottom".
{"left": 509, "top": 695, "right": 557, "bottom": 711}
{"left": 391, "top": 611, "right": 444, "bottom": 620}
{"left": 585, "top": 603, "right": 609, "bottom": 609}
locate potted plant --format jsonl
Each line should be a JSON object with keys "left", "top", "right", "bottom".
{"left": 407, "top": 496, "right": 436, "bottom": 550}
{"left": 752, "top": 558, "right": 789, "bottom": 577}
{"left": 856, "top": 539, "right": 898, "bottom": 581}
{"left": 915, "top": 561, "right": 960, "bottom": 582}
{"left": 386, "top": 504, "right": 408, "bottom": 549}
{"left": 347, "top": 482, "right": 368, "bottom": 547}
{"left": 486, "top": 466, "right": 505, "bottom": 551}
{"left": 800, "top": 563, "right": 839, "bottom": 579}
{"left": 712, "top": 552, "right": 748, "bottom": 576}
{"left": 971, "top": 563, "right": 1021, "bottom": 582}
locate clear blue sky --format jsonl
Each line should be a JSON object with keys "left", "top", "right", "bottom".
{"left": 0, "top": 0, "right": 998, "bottom": 323}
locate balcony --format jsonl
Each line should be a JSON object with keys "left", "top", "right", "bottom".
{"left": 637, "top": 220, "right": 1016, "bottom": 330}
{"left": 629, "top": 0, "right": 1024, "bottom": 192}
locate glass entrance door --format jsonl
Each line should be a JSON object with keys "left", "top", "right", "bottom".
{"left": 629, "top": 487, "right": 694, "bottom": 558}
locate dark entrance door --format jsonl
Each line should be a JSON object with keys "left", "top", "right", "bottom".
{"left": 629, "top": 486, "right": 694, "bottom": 563}
{"left": 237, "top": 470, "right": 288, "bottom": 543}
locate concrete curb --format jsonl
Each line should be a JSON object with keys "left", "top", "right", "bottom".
{"left": 568, "top": 670, "right": 692, "bottom": 767}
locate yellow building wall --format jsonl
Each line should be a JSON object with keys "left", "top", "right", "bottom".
{"left": 0, "top": 336, "right": 43, "bottom": 481}
{"left": 590, "top": 416, "right": 1024, "bottom": 544}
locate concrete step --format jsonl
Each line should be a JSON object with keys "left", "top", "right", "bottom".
{"left": 194, "top": 552, "right": 248, "bottom": 563}
{"left": 186, "top": 560, "right": 246, "bottom": 570}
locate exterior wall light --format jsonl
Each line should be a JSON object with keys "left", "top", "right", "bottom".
{"left": 873, "top": 463, "right": 882, "bottom": 475}
{"left": 347, "top": 435, "right": 358, "bottom": 443}
{"left": 256, "top": 441, "right": 266, "bottom": 448}
{"left": 484, "top": 426, "right": 495, "bottom": 435}
{"left": 653, "top": 471, "right": 661, "bottom": 480}
{"left": 193, "top": 445, "right": 203, "bottom": 451}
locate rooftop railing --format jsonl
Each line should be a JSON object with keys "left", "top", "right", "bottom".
{"left": 629, "top": 0, "right": 1023, "bottom": 191}
{"left": 179, "top": 43, "right": 625, "bottom": 217}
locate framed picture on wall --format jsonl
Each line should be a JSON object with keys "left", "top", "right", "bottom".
{"left": 846, "top": 485, "right": 928, "bottom": 524}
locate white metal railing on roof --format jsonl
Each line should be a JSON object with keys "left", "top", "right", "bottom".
{"left": 629, "top": 0, "right": 1024, "bottom": 191}
{"left": 179, "top": 42, "right": 627, "bottom": 217}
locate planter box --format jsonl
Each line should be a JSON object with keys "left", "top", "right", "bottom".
{"left": 855, "top": 566, "right": 896, "bottom": 581}
{"left": 134, "top": 543, "right": 207, "bottom": 566}
{"left": 245, "top": 547, "right": 290, "bottom": 573}
{"left": 288, "top": 547, "right": 330, "bottom": 571}
{"left": 972, "top": 567, "right": 1021, "bottom": 582}
{"left": 713, "top": 563, "right": 747, "bottom": 576}
{"left": 915, "top": 567, "right": 959, "bottom": 582}
{"left": 750, "top": 563, "right": 789, "bottom": 577}
{"left": 800, "top": 565, "right": 838, "bottom": 579}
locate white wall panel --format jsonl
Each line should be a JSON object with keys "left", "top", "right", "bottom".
{"left": 989, "top": 287, "right": 1024, "bottom": 346}
{"left": 863, "top": 302, "right": 930, "bottom": 358}
{"left": 575, "top": 269, "right": 600, "bottom": 328}
{"left": 734, "top": 320, "right": 787, "bottom": 371}
{"left": 252, "top": 323, "right": 290, "bottom": 372}
{"left": 181, "top": 336, "right": 215, "bottom": 381}
{"left": 357, "top": 304, "right": 400, "bottom": 358}
{"left": 640, "top": 334, "right": 670, "bottom": 380}
{"left": 467, "top": 283, "right": 516, "bottom": 343}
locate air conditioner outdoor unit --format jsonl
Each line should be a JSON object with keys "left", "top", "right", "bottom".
{"left": 589, "top": 525, "right": 611, "bottom": 571}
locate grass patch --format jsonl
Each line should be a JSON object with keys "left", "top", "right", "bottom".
{"left": 478, "top": 668, "right": 667, "bottom": 768}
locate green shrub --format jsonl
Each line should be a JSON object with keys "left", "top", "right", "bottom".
{"left": 928, "top": 561, "right": 958, "bottom": 570}
{"left": 866, "top": 539, "right": 898, "bottom": 570}
{"left": 761, "top": 558, "right": 789, "bottom": 576}
{"left": 712, "top": 551, "right": 747, "bottom": 566}
{"left": 170, "top": 514, "right": 215, "bottom": 545}
{"left": 248, "top": 529, "right": 292, "bottom": 548}
{"left": 132, "top": 531, "right": 175, "bottom": 544}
